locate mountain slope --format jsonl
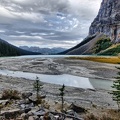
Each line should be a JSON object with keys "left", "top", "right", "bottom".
{"left": 63, "top": 0, "right": 120, "bottom": 55}
{"left": 66, "top": 33, "right": 111, "bottom": 55}
{"left": 0, "top": 38, "right": 41, "bottom": 57}
{"left": 59, "top": 34, "right": 96, "bottom": 54}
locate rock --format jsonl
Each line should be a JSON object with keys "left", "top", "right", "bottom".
{"left": 28, "top": 116, "right": 34, "bottom": 120}
{"left": 20, "top": 103, "right": 34, "bottom": 109}
{"left": 21, "top": 113, "right": 26, "bottom": 117}
{"left": 1, "top": 109, "right": 24, "bottom": 119}
{"left": 66, "top": 110, "right": 75, "bottom": 115}
{"left": 20, "top": 104, "right": 26, "bottom": 109}
{"left": 65, "top": 118, "right": 73, "bottom": 120}
{"left": 0, "top": 116, "right": 5, "bottom": 119}
{"left": 16, "top": 117, "right": 23, "bottom": 120}
{"left": 40, "top": 116, "right": 44, "bottom": 120}
{"left": 22, "top": 92, "right": 33, "bottom": 99}
{"left": 69, "top": 103, "right": 86, "bottom": 113}
{"left": 33, "top": 108, "right": 46, "bottom": 117}
{"left": 24, "top": 108, "right": 32, "bottom": 113}
{"left": 0, "top": 100, "right": 9, "bottom": 105}
{"left": 33, "top": 116, "right": 39, "bottom": 120}
{"left": 43, "top": 112, "right": 52, "bottom": 120}
{"left": 21, "top": 113, "right": 30, "bottom": 120}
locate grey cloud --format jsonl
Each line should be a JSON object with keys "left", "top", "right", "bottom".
{"left": 0, "top": 0, "right": 102, "bottom": 48}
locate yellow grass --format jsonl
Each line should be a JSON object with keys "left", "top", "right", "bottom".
{"left": 68, "top": 56, "right": 120, "bottom": 64}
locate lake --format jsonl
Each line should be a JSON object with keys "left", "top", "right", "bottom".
{"left": 14, "top": 55, "right": 88, "bottom": 58}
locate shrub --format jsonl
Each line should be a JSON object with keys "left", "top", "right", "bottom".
{"left": 94, "top": 37, "right": 112, "bottom": 54}
{"left": 84, "top": 113, "right": 120, "bottom": 120}
{"left": 84, "top": 114, "right": 97, "bottom": 120}
{"left": 1, "top": 89, "right": 20, "bottom": 100}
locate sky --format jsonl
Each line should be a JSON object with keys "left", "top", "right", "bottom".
{"left": 0, "top": 0, "right": 102, "bottom": 48}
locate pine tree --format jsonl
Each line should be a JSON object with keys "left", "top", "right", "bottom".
{"left": 33, "top": 76, "right": 43, "bottom": 100}
{"left": 111, "top": 67, "right": 120, "bottom": 109}
{"left": 59, "top": 84, "right": 65, "bottom": 112}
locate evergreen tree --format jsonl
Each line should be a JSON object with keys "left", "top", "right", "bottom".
{"left": 59, "top": 84, "right": 65, "bottom": 112}
{"left": 110, "top": 67, "right": 120, "bottom": 109}
{"left": 33, "top": 76, "right": 43, "bottom": 100}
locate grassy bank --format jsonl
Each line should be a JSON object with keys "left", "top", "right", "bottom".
{"left": 68, "top": 56, "right": 120, "bottom": 64}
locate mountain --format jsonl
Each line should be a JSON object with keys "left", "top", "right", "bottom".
{"left": 19, "top": 46, "right": 66, "bottom": 55}
{"left": 89, "top": 0, "right": 120, "bottom": 43}
{"left": 0, "top": 38, "right": 41, "bottom": 57}
{"left": 63, "top": 0, "right": 120, "bottom": 55}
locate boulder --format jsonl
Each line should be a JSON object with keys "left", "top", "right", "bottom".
{"left": 22, "top": 92, "right": 33, "bottom": 99}
{"left": 69, "top": 103, "right": 86, "bottom": 113}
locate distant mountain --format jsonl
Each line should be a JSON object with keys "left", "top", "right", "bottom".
{"left": 62, "top": 0, "right": 120, "bottom": 56}
{"left": 0, "top": 38, "right": 41, "bottom": 57}
{"left": 19, "top": 46, "right": 66, "bottom": 55}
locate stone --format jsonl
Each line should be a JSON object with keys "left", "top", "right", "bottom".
{"left": 22, "top": 92, "right": 33, "bottom": 99}
{"left": 24, "top": 108, "right": 32, "bottom": 113}
{"left": 33, "top": 108, "right": 46, "bottom": 117}
{"left": 0, "top": 100, "right": 9, "bottom": 105}
{"left": 69, "top": 103, "right": 86, "bottom": 113}
{"left": 28, "top": 116, "right": 34, "bottom": 120}
{"left": 21, "top": 113, "right": 26, "bottom": 118}
{"left": 1, "top": 109, "right": 23, "bottom": 119}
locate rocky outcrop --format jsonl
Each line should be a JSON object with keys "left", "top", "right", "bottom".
{"left": 89, "top": 0, "right": 120, "bottom": 43}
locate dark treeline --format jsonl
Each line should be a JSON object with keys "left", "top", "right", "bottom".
{"left": 0, "top": 39, "right": 41, "bottom": 57}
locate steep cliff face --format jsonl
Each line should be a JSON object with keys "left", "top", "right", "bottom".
{"left": 89, "top": 0, "right": 120, "bottom": 43}
{"left": 61, "top": 0, "right": 120, "bottom": 55}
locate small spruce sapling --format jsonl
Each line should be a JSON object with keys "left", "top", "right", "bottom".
{"left": 110, "top": 67, "right": 120, "bottom": 110}
{"left": 59, "top": 84, "right": 65, "bottom": 112}
{"left": 33, "top": 76, "right": 43, "bottom": 101}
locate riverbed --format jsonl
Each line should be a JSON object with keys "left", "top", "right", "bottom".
{"left": 0, "top": 55, "right": 119, "bottom": 109}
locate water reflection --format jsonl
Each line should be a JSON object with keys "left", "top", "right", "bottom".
{"left": 89, "top": 78, "right": 113, "bottom": 90}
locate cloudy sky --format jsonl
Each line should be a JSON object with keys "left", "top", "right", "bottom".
{"left": 0, "top": 0, "right": 102, "bottom": 48}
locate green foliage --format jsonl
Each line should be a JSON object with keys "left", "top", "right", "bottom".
{"left": 33, "top": 76, "right": 43, "bottom": 100}
{"left": 99, "top": 45, "right": 120, "bottom": 56}
{"left": 94, "top": 37, "right": 112, "bottom": 54}
{"left": 1, "top": 89, "right": 20, "bottom": 100}
{"left": 110, "top": 67, "right": 120, "bottom": 109}
{"left": 59, "top": 84, "right": 65, "bottom": 112}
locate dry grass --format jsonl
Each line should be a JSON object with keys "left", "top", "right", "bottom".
{"left": 68, "top": 56, "right": 120, "bottom": 64}
{"left": 84, "top": 109, "right": 120, "bottom": 120}
{"left": 1, "top": 89, "right": 20, "bottom": 100}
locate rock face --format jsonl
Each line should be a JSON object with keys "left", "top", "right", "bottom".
{"left": 89, "top": 0, "right": 120, "bottom": 43}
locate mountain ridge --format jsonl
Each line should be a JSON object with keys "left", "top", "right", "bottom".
{"left": 19, "top": 46, "right": 66, "bottom": 55}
